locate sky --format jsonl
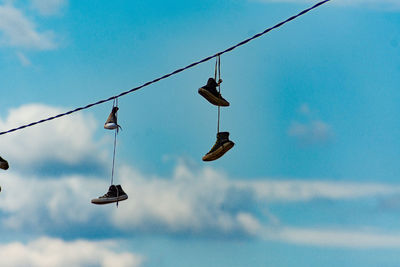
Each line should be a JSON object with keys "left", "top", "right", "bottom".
{"left": 0, "top": 0, "right": 400, "bottom": 266}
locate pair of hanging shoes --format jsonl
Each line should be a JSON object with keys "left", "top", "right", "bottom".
{"left": 199, "top": 78, "right": 235, "bottom": 161}
{"left": 0, "top": 156, "right": 9, "bottom": 170}
{"left": 93, "top": 105, "right": 127, "bottom": 206}
{"left": 91, "top": 184, "right": 128, "bottom": 205}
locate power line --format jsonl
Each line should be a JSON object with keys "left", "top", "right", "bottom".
{"left": 0, "top": 0, "right": 331, "bottom": 136}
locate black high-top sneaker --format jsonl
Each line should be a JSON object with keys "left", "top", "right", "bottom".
{"left": 202, "top": 132, "right": 235, "bottom": 161}
{"left": 91, "top": 184, "right": 128, "bottom": 205}
{"left": 0, "top": 156, "right": 9, "bottom": 170}
{"left": 198, "top": 78, "right": 230, "bottom": 107}
{"left": 104, "top": 107, "right": 121, "bottom": 130}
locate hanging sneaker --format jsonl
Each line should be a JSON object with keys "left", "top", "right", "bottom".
{"left": 0, "top": 156, "right": 9, "bottom": 170}
{"left": 198, "top": 78, "right": 230, "bottom": 107}
{"left": 202, "top": 132, "right": 235, "bottom": 161}
{"left": 104, "top": 107, "right": 121, "bottom": 130}
{"left": 91, "top": 184, "right": 128, "bottom": 205}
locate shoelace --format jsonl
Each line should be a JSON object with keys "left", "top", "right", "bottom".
{"left": 100, "top": 188, "right": 114, "bottom": 198}
{"left": 215, "top": 56, "right": 221, "bottom": 134}
{"left": 116, "top": 186, "right": 120, "bottom": 208}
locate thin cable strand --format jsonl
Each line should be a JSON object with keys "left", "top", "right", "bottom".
{"left": 0, "top": 0, "right": 331, "bottom": 136}
{"left": 111, "top": 128, "right": 117, "bottom": 186}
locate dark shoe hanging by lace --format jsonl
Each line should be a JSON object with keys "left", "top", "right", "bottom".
{"left": 104, "top": 106, "right": 121, "bottom": 131}
{"left": 202, "top": 132, "right": 235, "bottom": 161}
{"left": 0, "top": 156, "right": 9, "bottom": 170}
{"left": 198, "top": 78, "right": 230, "bottom": 107}
{"left": 91, "top": 184, "right": 128, "bottom": 205}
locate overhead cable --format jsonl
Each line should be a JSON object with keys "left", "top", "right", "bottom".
{"left": 0, "top": 0, "right": 331, "bottom": 136}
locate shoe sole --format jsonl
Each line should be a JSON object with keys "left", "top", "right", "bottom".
{"left": 202, "top": 141, "right": 234, "bottom": 161}
{"left": 198, "top": 88, "right": 230, "bottom": 107}
{"left": 104, "top": 123, "right": 119, "bottom": 130}
{"left": 91, "top": 195, "right": 128, "bottom": 205}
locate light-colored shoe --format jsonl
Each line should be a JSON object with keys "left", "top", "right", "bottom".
{"left": 104, "top": 107, "right": 121, "bottom": 130}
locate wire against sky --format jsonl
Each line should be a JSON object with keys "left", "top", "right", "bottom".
{"left": 0, "top": 0, "right": 331, "bottom": 136}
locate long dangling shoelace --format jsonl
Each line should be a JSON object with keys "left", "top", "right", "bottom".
{"left": 116, "top": 185, "right": 120, "bottom": 208}
{"left": 110, "top": 122, "right": 117, "bottom": 186}
{"left": 110, "top": 98, "right": 119, "bottom": 207}
{"left": 215, "top": 55, "right": 222, "bottom": 134}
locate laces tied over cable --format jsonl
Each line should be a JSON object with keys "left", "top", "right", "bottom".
{"left": 116, "top": 185, "right": 120, "bottom": 208}
{"left": 200, "top": 55, "right": 235, "bottom": 162}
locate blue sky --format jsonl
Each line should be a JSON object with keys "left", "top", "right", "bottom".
{"left": 0, "top": 0, "right": 400, "bottom": 266}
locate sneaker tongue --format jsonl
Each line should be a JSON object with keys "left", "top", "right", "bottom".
{"left": 208, "top": 78, "right": 217, "bottom": 85}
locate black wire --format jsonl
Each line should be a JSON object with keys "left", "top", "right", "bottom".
{"left": 0, "top": 0, "right": 331, "bottom": 136}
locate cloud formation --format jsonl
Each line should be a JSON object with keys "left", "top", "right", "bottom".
{"left": 0, "top": 4, "right": 56, "bottom": 50}
{"left": 112, "top": 164, "right": 266, "bottom": 236}
{"left": 0, "top": 104, "right": 107, "bottom": 174}
{"left": 0, "top": 237, "right": 143, "bottom": 267}
{"left": 288, "top": 103, "right": 334, "bottom": 145}
{"left": 16, "top": 51, "right": 32, "bottom": 66}
{"left": 0, "top": 164, "right": 267, "bottom": 237}
{"left": 2, "top": 160, "right": 400, "bottom": 239}
{"left": 0, "top": 172, "right": 106, "bottom": 231}
{"left": 2, "top": 103, "right": 400, "bottom": 250}
{"left": 288, "top": 120, "right": 333, "bottom": 144}
{"left": 30, "top": 0, "right": 67, "bottom": 16}
{"left": 236, "top": 179, "right": 400, "bottom": 202}
{"left": 266, "top": 227, "right": 400, "bottom": 249}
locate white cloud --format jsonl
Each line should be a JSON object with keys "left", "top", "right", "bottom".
{"left": 112, "top": 164, "right": 263, "bottom": 235}
{"left": 0, "top": 4, "right": 56, "bottom": 50}
{"left": 0, "top": 165, "right": 256, "bottom": 238}
{"left": 0, "top": 172, "right": 106, "bottom": 230}
{"left": 2, "top": 160, "right": 400, "bottom": 237}
{"left": 236, "top": 212, "right": 263, "bottom": 235}
{"left": 0, "top": 237, "right": 143, "bottom": 267}
{"left": 236, "top": 179, "right": 400, "bottom": 202}
{"left": 266, "top": 227, "right": 400, "bottom": 248}
{"left": 2, "top": 103, "right": 400, "bottom": 246}
{"left": 30, "top": 0, "right": 67, "bottom": 16}
{"left": 0, "top": 104, "right": 107, "bottom": 171}
{"left": 16, "top": 51, "right": 31, "bottom": 66}
{"left": 5, "top": 165, "right": 399, "bottom": 249}
{"left": 288, "top": 120, "right": 333, "bottom": 144}
{"left": 0, "top": 163, "right": 263, "bottom": 236}
{"left": 112, "top": 164, "right": 400, "bottom": 235}
{"left": 254, "top": 0, "right": 400, "bottom": 10}
{"left": 288, "top": 104, "right": 333, "bottom": 145}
